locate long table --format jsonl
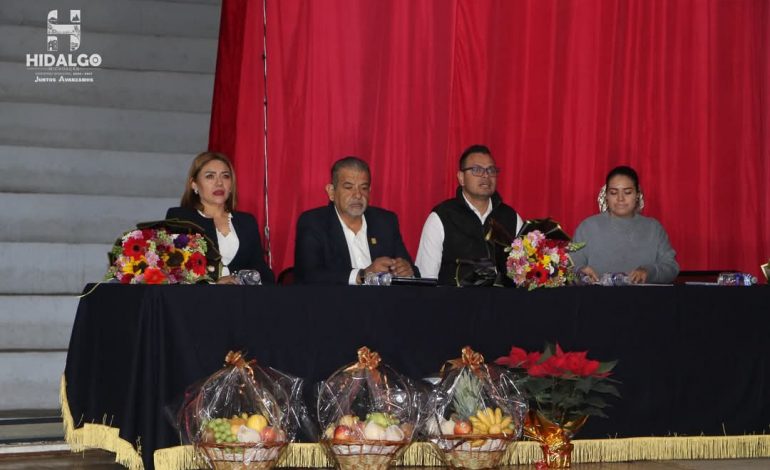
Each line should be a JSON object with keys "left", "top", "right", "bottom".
{"left": 63, "top": 284, "right": 770, "bottom": 469}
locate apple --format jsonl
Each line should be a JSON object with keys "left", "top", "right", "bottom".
{"left": 454, "top": 420, "right": 472, "bottom": 435}
{"left": 333, "top": 425, "right": 354, "bottom": 441}
{"left": 261, "top": 426, "right": 279, "bottom": 442}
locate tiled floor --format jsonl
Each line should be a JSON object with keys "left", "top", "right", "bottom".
{"left": 0, "top": 450, "right": 768, "bottom": 469}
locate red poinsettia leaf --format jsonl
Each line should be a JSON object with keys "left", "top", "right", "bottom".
{"left": 495, "top": 346, "right": 530, "bottom": 368}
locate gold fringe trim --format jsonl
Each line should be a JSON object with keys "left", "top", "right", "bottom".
{"left": 61, "top": 373, "right": 770, "bottom": 469}
{"left": 154, "top": 445, "right": 206, "bottom": 470}
{"left": 566, "top": 436, "right": 770, "bottom": 463}
{"left": 60, "top": 375, "right": 145, "bottom": 470}
{"left": 149, "top": 436, "right": 770, "bottom": 469}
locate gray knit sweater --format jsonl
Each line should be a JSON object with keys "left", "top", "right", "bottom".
{"left": 569, "top": 212, "right": 679, "bottom": 283}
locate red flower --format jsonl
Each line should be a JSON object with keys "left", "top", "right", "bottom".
{"left": 495, "top": 346, "right": 541, "bottom": 369}
{"left": 120, "top": 273, "right": 134, "bottom": 284}
{"left": 185, "top": 252, "right": 207, "bottom": 276}
{"left": 525, "top": 344, "right": 606, "bottom": 378}
{"left": 143, "top": 267, "right": 166, "bottom": 284}
{"left": 122, "top": 238, "right": 147, "bottom": 260}
{"left": 527, "top": 264, "right": 550, "bottom": 284}
{"left": 141, "top": 229, "right": 155, "bottom": 240}
{"left": 527, "top": 356, "right": 562, "bottom": 377}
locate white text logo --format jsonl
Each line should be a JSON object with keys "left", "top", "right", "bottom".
{"left": 26, "top": 9, "right": 102, "bottom": 84}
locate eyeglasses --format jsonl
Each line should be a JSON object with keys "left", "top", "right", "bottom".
{"left": 461, "top": 166, "right": 501, "bottom": 177}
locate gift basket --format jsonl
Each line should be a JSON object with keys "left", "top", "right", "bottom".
{"left": 422, "top": 346, "right": 527, "bottom": 469}
{"left": 318, "top": 347, "right": 419, "bottom": 470}
{"left": 180, "top": 351, "right": 303, "bottom": 470}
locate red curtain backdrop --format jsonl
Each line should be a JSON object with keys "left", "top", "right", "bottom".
{"left": 211, "top": 0, "right": 769, "bottom": 279}
{"left": 208, "top": 0, "right": 269, "bottom": 253}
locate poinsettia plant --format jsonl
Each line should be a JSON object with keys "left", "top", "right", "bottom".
{"left": 495, "top": 343, "right": 620, "bottom": 425}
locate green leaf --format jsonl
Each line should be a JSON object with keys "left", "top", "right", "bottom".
{"left": 583, "top": 396, "right": 609, "bottom": 408}
{"left": 591, "top": 382, "right": 621, "bottom": 397}
{"left": 578, "top": 406, "right": 608, "bottom": 418}
{"left": 574, "top": 377, "right": 595, "bottom": 393}
{"left": 596, "top": 360, "right": 618, "bottom": 374}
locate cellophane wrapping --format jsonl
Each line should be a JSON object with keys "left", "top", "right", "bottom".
{"left": 180, "top": 351, "right": 304, "bottom": 469}
{"left": 421, "top": 346, "right": 528, "bottom": 469}
{"left": 317, "top": 347, "right": 420, "bottom": 470}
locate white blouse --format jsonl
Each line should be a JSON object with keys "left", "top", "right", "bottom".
{"left": 199, "top": 211, "right": 239, "bottom": 276}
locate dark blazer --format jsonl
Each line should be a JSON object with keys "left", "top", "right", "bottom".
{"left": 165, "top": 207, "right": 275, "bottom": 283}
{"left": 294, "top": 203, "right": 418, "bottom": 284}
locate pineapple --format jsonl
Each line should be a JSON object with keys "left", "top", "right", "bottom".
{"left": 451, "top": 370, "right": 483, "bottom": 420}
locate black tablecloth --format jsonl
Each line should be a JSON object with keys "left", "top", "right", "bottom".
{"left": 64, "top": 284, "right": 770, "bottom": 470}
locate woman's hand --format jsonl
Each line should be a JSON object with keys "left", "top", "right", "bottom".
{"left": 216, "top": 275, "right": 238, "bottom": 285}
{"left": 579, "top": 266, "right": 599, "bottom": 283}
{"left": 628, "top": 268, "right": 649, "bottom": 284}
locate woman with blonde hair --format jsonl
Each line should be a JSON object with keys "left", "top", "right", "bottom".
{"left": 166, "top": 151, "right": 274, "bottom": 284}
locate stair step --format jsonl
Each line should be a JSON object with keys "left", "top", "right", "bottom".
{"left": 0, "top": 24, "right": 218, "bottom": 74}
{"left": 0, "top": 296, "right": 78, "bottom": 350}
{"left": 0, "top": 103, "right": 210, "bottom": 153}
{"left": 0, "top": 193, "right": 178, "bottom": 244}
{"left": 0, "top": 146, "right": 191, "bottom": 197}
{"left": 1, "top": 242, "right": 111, "bottom": 294}
{"left": 0, "top": 0, "right": 221, "bottom": 39}
{"left": 0, "top": 62, "right": 215, "bottom": 113}
{"left": 0, "top": 352, "right": 66, "bottom": 410}
{"left": 0, "top": 419, "right": 64, "bottom": 445}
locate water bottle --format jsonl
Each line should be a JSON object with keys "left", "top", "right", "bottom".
{"left": 599, "top": 272, "right": 630, "bottom": 286}
{"left": 717, "top": 272, "right": 757, "bottom": 286}
{"left": 364, "top": 271, "right": 392, "bottom": 286}
{"left": 234, "top": 269, "right": 262, "bottom": 286}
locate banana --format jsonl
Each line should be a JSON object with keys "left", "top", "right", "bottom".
{"left": 469, "top": 416, "right": 488, "bottom": 434}
{"left": 484, "top": 408, "right": 496, "bottom": 426}
{"left": 470, "top": 416, "right": 487, "bottom": 434}
{"left": 471, "top": 407, "right": 514, "bottom": 436}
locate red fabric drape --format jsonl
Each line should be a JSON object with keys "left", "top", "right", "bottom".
{"left": 208, "top": 0, "right": 268, "bottom": 252}
{"left": 212, "top": 0, "right": 770, "bottom": 279}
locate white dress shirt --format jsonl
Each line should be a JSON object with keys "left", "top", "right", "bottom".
{"left": 334, "top": 209, "right": 371, "bottom": 285}
{"left": 415, "top": 193, "right": 523, "bottom": 279}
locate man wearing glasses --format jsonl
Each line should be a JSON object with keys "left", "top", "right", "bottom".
{"left": 415, "top": 145, "right": 523, "bottom": 285}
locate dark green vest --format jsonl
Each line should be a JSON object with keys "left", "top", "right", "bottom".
{"left": 433, "top": 187, "right": 519, "bottom": 286}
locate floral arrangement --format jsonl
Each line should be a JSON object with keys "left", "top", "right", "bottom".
{"left": 105, "top": 228, "right": 212, "bottom": 284}
{"left": 495, "top": 343, "right": 619, "bottom": 426}
{"left": 505, "top": 230, "right": 584, "bottom": 290}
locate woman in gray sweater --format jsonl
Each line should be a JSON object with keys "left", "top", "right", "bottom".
{"left": 570, "top": 166, "right": 679, "bottom": 284}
